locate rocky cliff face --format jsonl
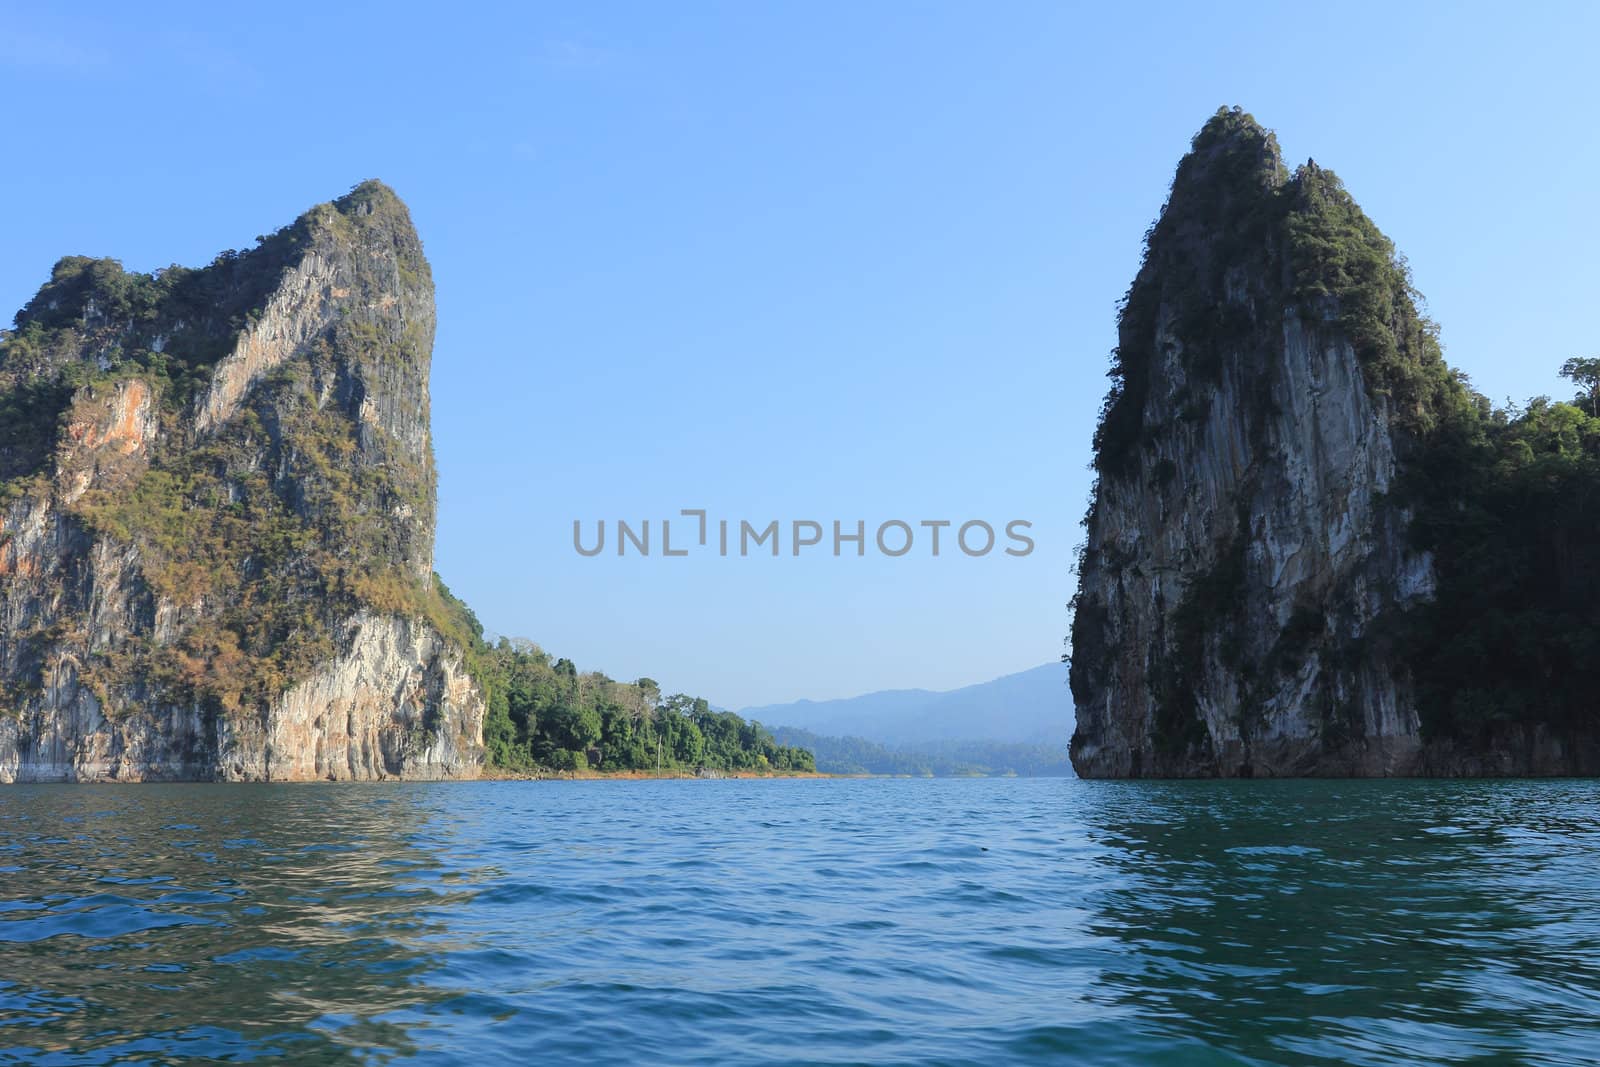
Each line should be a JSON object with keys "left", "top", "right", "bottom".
{"left": 1069, "top": 109, "right": 1453, "bottom": 777}
{"left": 0, "top": 182, "right": 483, "bottom": 781}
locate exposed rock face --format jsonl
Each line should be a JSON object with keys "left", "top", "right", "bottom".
{"left": 0, "top": 182, "right": 483, "bottom": 781}
{"left": 1069, "top": 110, "right": 1441, "bottom": 777}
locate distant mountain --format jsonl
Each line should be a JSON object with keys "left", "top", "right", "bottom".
{"left": 739, "top": 662, "right": 1072, "bottom": 747}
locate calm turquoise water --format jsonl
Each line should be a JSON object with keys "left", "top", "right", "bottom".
{"left": 3, "top": 778, "right": 1600, "bottom": 1065}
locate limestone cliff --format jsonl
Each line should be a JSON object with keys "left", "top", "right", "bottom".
{"left": 0, "top": 181, "right": 483, "bottom": 781}
{"left": 1069, "top": 109, "right": 1454, "bottom": 777}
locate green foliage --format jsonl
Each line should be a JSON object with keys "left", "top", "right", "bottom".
{"left": 475, "top": 638, "right": 814, "bottom": 774}
{"left": 0, "top": 199, "right": 318, "bottom": 502}
{"left": 16, "top": 256, "right": 176, "bottom": 331}
{"left": 1560, "top": 357, "right": 1600, "bottom": 416}
{"left": 1089, "top": 108, "right": 1463, "bottom": 480}
{"left": 1275, "top": 157, "right": 1600, "bottom": 746}
{"left": 1285, "top": 164, "right": 1462, "bottom": 439}
{"left": 1395, "top": 386, "right": 1600, "bottom": 745}
{"left": 0, "top": 370, "right": 72, "bottom": 482}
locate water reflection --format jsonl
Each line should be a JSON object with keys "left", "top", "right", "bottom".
{"left": 6, "top": 779, "right": 1600, "bottom": 1065}
{"left": 1074, "top": 779, "right": 1600, "bottom": 1066}
{"left": 0, "top": 784, "right": 488, "bottom": 1063}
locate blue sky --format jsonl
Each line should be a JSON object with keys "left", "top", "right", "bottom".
{"left": 2, "top": 2, "right": 1597, "bottom": 710}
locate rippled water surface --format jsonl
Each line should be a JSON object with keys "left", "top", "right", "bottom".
{"left": 4, "top": 778, "right": 1600, "bottom": 1064}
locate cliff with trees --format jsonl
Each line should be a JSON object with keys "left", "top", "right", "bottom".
{"left": 1070, "top": 108, "right": 1600, "bottom": 777}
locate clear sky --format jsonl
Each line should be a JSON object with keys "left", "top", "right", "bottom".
{"left": 2, "top": 2, "right": 1597, "bottom": 710}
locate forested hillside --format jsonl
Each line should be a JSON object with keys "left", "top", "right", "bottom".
{"left": 433, "top": 582, "right": 814, "bottom": 775}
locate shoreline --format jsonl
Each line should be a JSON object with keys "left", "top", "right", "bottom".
{"left": 477, "top": 767, "right": 836, "bottom": 782}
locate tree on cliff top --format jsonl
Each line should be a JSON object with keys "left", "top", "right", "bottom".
{"left": 1560, "top": 356, "right": 1600, "bottom": 416}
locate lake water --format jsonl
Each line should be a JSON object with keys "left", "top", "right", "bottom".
{"left": 3, "top": 778, "right": 1599, "bottom": 1065}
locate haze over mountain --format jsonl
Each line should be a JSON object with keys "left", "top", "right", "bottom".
{"left": 739, "top": 662, "right": 1071, "bottom": 747}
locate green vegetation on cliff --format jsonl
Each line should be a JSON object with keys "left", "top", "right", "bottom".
{"left": 1093, "top": 109, "right": 1283, "bottom": 476}
{"left": 1076, "top": 106, "right": 1600, "bottom": 763}
{"left": 1092, "top": 108, "right": 1464, "bottom": 481}
{"left": 1269, "top": 149, "right": 1600, "bottom": 748}
{"left": 1396, "top": 379, "right": 1600, "bottom": 747}
{"left": 0, "top": 182, "right": 452, "bottom": 723}
{"left": 430, "top": 581, "right": 814, "bottom": 775}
